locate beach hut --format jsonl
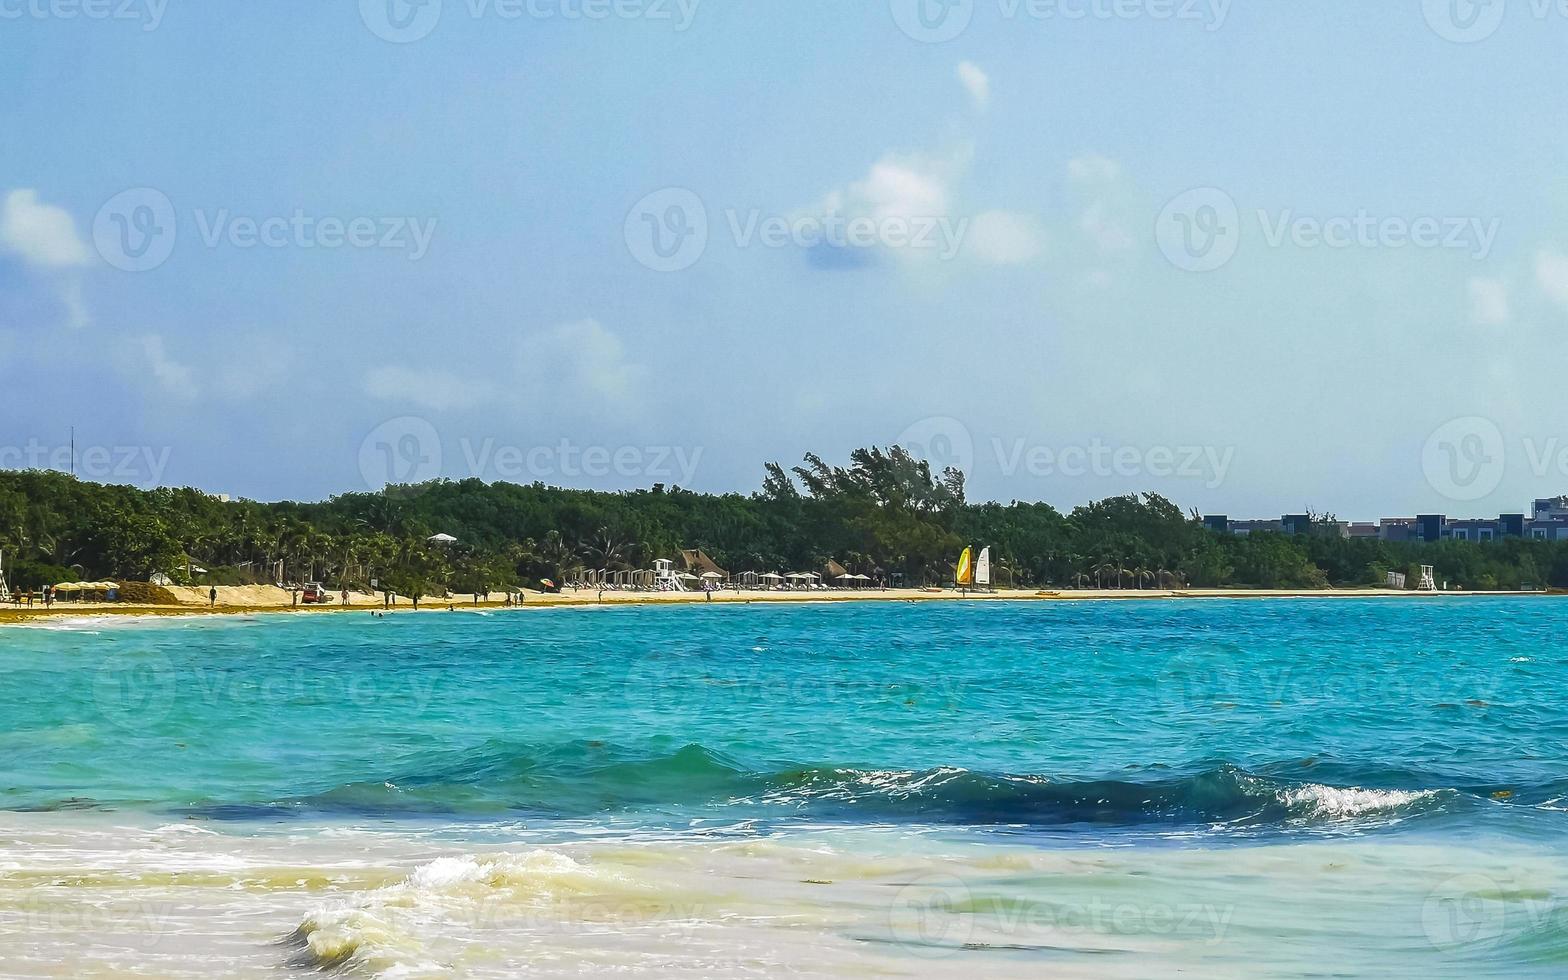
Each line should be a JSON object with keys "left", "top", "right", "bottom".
{"left": 759, "top": 572, "right": 784, "bottom": 589}
{"left": 677, "top": 548, "right": 729, "bottom": 580}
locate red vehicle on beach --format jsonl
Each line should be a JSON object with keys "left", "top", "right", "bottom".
{"left": 301, "top": 583, "right": 334, "bottom": 604}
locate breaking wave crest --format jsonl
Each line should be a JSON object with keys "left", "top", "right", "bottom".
{"left": 212, "top": 742, "right": 1484, "bottom": 832}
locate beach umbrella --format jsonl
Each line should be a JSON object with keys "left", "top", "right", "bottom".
{"left": 700, "top": 572, "right": 723, "bottom": 579}
{"left": 428, "top": 533, "right": 458, "bottom": 545}
{"left": 539, "top": 578, "right": 556, "bottom": 589}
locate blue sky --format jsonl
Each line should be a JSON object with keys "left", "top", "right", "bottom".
{"left": 3, "top": 1, "right": 1567, "bottom": 518}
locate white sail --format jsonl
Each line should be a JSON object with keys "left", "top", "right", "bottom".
{"left": 975, "top": 547, "right": 991, "bottom": 587}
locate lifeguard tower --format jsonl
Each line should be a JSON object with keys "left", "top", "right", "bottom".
{"left": 653, "top": 558, "right": 686, "bottom": 591}
{"left": 1417, "top": 565, "right": 1437, "bottom": 592}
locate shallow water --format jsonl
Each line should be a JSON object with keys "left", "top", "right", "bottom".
{"left": 2, "top": 599, "right": 1566, "bottom": 976}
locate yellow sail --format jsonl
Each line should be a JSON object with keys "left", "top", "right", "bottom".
{"left": 956, "top": 546, "right": 974, "bottom": 586}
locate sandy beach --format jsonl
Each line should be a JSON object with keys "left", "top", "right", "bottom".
{"left": 1, "top": 583, "right": 1554, "bottom": 625}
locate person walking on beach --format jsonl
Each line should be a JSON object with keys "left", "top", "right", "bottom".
{"left": 341, "top": 588, "right": 350, "bottom": 606}
{"left": 208, "top": 586, "right": 217, "bottom": 608}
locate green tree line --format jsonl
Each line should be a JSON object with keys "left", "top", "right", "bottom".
{"left": 2, "top": 445, "right": 1566, "bottom": 595}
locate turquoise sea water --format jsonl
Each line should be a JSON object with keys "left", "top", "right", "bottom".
{"left": 3, "top": 598, "right": 1567, "bottom": 977}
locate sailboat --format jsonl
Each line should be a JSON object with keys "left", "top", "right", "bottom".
{"left": 955, "top": 546, "right": 974, "bottom": 589}
{"left": 975, "top": 547, "right": 991, "bottom": 592}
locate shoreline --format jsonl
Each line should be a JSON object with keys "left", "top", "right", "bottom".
{"left": 1, "top": 585, "right": 1559, "bottom": 625}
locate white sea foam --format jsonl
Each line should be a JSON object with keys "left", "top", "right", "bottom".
{"left": 292, "top": 850, "right": 613, "bottom": 976}
{"left": 1277, "top": 784, "right": 1438, "bottom": 820}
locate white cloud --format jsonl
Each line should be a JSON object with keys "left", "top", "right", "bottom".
{"left": 1468, "top": 277, "right": 1509, "bottom": 326}
{"left": 0, "top": 189, "right": 89, "bottom": 268}
{"left": 528, "top": 318, "right": 644, "bottom": 403}
{"left": 364, "top": 365, "right": 494, "bottom": 411}
{"left": 138, "top": 334, "right": 197, "bottom": 399}
{"left": 214, "top": 340, "right": 289, "bottom": 400}
{"left": 1077, "top": 200, "right": 1135, "bottom": 255}
{"left": 60, "top": 280, "right": 90, "bottom": 330}
{"left": 957, "top": 61, "right": 990, "bottom": 111}
{"left": 815, "top": 149, "right": 960, "bottom": 228}
{"left": 1535, "top": 249, "right": 1568, "bottom": 311}
{"left": 966, "top": 210, "right": 1043, "bottom": 265}
{"left": 1066, "top": 154, "right": 1122, "bottom": 186}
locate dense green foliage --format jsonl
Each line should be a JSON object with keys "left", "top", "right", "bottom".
{"left": 2, "top": 446, "right": 1566, "bottom": 594}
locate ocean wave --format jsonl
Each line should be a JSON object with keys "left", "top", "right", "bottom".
{"left": 1273, "top": 783, "right": 1440, "bottom": 820}
{"left": 289, "top": 849, "right": 656, "bottom": 977}
{"left": 204, "top": 742, "right": 1484, "bottom": 833}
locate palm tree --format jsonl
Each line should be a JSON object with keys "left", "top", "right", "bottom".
{"left": 1091, "top": 561, "right": 1115, "bottom": 590}
{"left": 583, "top": 528, "right": 631, "bottom": 573}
